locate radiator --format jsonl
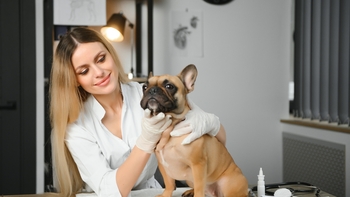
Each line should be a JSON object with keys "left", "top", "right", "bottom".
{"left": 283, "top": 132, "right": 345, "bottom": 197}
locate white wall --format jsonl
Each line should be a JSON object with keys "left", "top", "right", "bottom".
{"left": 153, "top": 0, "right": 293, "bottom": 185}
{"left": 36, "top": 0, "right": 45, "bottom": 193}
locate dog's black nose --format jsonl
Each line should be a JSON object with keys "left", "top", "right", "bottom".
{"left": 149, "top": 87, "right": 159, "bottom": 95}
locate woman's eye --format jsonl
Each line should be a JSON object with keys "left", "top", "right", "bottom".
{"left": 79, "top": 68, "right": 89, "bottom": 75}
{"left": 97, "top": 55, "right": 106, "bottom": 63}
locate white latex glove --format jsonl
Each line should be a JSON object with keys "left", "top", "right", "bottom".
{"left": 170, "top": 99, "right": 220, "bottom": 145}
{"left": 136, "top": 109, "right": 172, "bottom": 153}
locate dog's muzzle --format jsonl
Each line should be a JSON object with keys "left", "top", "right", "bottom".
{"left": 147, "top": 98, "right": 160, "bottom": 112}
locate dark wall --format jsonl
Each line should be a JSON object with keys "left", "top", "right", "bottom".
{"left": 0, "top": 0, "right": 37, "bottom": 194}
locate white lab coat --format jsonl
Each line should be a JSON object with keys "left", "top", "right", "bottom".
{"left": 65, "top": 82, "right": 161, "bottom": 197}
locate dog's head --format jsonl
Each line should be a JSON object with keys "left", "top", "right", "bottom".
{"left": 140, "top": 64, "right": 198, "bottom": 118}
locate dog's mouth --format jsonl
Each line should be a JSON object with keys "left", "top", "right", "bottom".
{"left": 147, "top": 98, "right": 160, "bottom": 114}
{"left": 142, "top": 97, "right": 176, "bottom": 116}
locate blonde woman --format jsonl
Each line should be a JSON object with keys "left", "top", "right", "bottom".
{"left": 49, "top": 27, "right": 223, "bottom": 197}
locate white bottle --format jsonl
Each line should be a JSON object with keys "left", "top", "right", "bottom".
{"left": 257, "top": 167, "right": 265, "bottom": 197}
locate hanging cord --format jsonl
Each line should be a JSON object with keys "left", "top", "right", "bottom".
{"left": 129, "top": 22, "right": 134, "bottom": 77}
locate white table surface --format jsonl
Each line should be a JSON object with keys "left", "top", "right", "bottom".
{"left": 76, "top": 187, "right": 191, "bottom": 197}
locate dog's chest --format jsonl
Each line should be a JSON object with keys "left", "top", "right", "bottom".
{"left": 156, "top": 135, "right": 194, "bottom": 181}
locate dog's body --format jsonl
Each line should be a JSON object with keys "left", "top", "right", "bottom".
{"left": 140, "top": 64, "right": 248, "bottom": 197}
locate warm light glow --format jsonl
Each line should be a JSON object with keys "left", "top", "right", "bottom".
{"left": 128, "top": 72, "right": 134, "bottom": 79}
{"left": 105, "top": 28, "right": 121, "bottom": 40}
{"left": 101, "top": 27, "right": 124, "bottom": 42}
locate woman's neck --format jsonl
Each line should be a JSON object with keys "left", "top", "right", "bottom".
{"left": 94, "top": 88, "right": 123, "bottom": 113}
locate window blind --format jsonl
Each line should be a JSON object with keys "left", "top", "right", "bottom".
{"left": 293, "top": 0, "right": 349, "bottom": 126}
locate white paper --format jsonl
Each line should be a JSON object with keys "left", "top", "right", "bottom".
{"left": 171, "top": 9, "right": 203, "bottom": 57}
{"left": 54, "top": 0, "right": 106, "bottom": 26}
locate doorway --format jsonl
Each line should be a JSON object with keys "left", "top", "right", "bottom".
{"left": 0, "top": 0, "right": 37, "bottom": 194}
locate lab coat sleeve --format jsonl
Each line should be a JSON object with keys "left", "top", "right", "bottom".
{"left": 65, "top": 123, "right": 123, "bottom": 197}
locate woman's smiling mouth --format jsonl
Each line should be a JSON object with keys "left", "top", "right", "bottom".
{"left": 95, "top": 73, "right": 111, "bottom": 86}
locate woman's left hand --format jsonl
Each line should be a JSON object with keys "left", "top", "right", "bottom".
{"left": 170, "top": 99, "right": 221, "bottom": 145}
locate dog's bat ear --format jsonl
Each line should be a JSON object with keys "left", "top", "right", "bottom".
{"left": 148, "top": 72, "right": 153, "bottom": 79}
{"left": 179, "top": 64, "right": 198, "bottom": 93}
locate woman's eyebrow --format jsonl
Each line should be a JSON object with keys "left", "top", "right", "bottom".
{"left": 93, "top": 51, "right": 104, "bottom": 62}
{"left": 74, "top": 51, "right": 104, "bottom": 70}
{"left": 74, "top": 63, "right": 88, "bottom": 71}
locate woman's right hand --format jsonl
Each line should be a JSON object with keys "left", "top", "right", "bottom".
{"left": 136, "top": 109, "right": 172, "bottom": 153}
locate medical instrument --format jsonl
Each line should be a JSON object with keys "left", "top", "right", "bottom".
{"left": 251, "top": 181, "right": 321, "bottom": 197}
{"left": 274, "top": 188, "right": 292, "bottom": 197}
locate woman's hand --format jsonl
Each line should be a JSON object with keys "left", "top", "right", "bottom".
{"left": 136, "top": 109, "right": 172, "bottom": 153}
{"left": 170, "top": 99, "right": 220, "bottom": 145}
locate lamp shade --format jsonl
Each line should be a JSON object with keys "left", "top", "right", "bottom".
{"left": 101, "top": 13, "right": 126, "bottom": 42}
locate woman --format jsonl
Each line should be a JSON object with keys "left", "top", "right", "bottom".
{"left": 49, "top": 27, "right": 224, "bottom": 197}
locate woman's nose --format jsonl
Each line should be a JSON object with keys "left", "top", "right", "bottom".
{"left": 92, "top": 64, "right": 104, "bottom": 77}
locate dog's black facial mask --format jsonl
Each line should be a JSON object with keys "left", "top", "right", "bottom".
{"left": 141, "top": 79, "right": 179, "bottom": 115}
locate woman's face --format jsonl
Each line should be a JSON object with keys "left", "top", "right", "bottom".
{"left": 72, "top": 42, "right": 119, "bottom": 95}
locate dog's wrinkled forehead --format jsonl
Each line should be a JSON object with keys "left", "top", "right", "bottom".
{"left": 147, "top": 74, "right": 184, "bottom": 89}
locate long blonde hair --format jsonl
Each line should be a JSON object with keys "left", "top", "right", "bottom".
{"left": 49, "top": 27, "right": 129, "bottom": 196}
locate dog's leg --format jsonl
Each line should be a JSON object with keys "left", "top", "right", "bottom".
{"left": 155, "top": 159, "right": 176, "bottom": 197}
{"left": 219, "top": 165, "right": 249, "bottom": 197}
{"left": 181, "top": 189, "right": 195, "bottom": 197}
{"left": 155, "top": 125, "right": 174, "bottom": 151}
{"left": 189, "top": 160, "right": 207, "bottom": 197}
{"left": 156, "top": 119, "right": 181, "bottom": 151}
{"left": 181, "top": 181, "right": 194, "bottom": 197}
{"left": 182, "top": 137, "right": 208, "bottom": 197}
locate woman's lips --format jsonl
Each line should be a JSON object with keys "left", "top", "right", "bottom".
{"left": 95, "top": 73, "right": 111, "bottom": 86}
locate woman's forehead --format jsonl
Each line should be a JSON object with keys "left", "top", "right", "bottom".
{"left": 71, "top": 42, "right": 106, "bottom": 66}
{"left": 74, "top": 42, "right": 105, "bottom": 55}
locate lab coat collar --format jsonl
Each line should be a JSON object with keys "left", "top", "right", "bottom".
{"left": 90, "top": 96, "right": 105, "bottom": 121}
{"left": 90, "top": 82, "right": 128, "bottom": 121}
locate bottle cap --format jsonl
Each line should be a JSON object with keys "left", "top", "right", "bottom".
{"left": 274, "top": 188, "right": 292, "bottom": 197}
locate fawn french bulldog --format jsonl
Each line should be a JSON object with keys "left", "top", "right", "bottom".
{"left": 140, "top": 64, "right": 248, "bottom": 197}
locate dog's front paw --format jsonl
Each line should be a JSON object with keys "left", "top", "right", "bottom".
{"left": 182, "top": 189, "right": 194, "bottom": 197}
{"left": 156, "top": 190, "right": 173, "bottom": 197}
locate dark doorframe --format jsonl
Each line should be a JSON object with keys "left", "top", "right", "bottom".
{"left": 0, "top": 0, "right": 37, "bottom": 194}
{"left": 135, "top": 0, "right": 153, "bottom": 77}
{"left": 43, "top": 0, "right": 54, "bottom": 192}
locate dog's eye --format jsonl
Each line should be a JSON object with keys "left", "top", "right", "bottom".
{"left": 165, "top": 84, "right": 174, "bottom": 89}
{"left": 142, "top": 84, "right": 148, "bottom": 91}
